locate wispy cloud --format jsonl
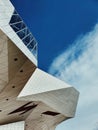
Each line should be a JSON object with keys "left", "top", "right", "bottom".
{"left": 48, "top": 24, "right": 98, "bottom": 130}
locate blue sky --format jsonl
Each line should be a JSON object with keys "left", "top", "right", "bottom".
{"left": 11, "top": 0, "right": 98, "bottom": 71}
{"left": 10, "top": 0, "right": 98, "bottom": 130}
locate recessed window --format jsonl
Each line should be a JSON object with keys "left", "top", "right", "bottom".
{"left": 12, "top": 86, "right": 16, "bottom": 88}
{"left": 42, "top": 111, "right": 60, "bottom": 116}
{"left": 14, "top": 58, "right": 18, "bottom": 61}
{"left": 20, "top": 69, "right": 23, "bottom": 73}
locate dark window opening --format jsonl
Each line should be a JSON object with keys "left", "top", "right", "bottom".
{"left": 42, "top": 111, "right": 60, "bottom": 116}
{"left": 9, "top": 10, "right": 37, "bottom": 59}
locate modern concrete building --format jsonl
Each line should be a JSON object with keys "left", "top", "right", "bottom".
{"left": 0, "top": 0, "right": 79, "bottom": 130}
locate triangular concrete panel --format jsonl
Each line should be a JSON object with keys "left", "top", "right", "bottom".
{"left": 18, "top": 68, "right": 71, "bottom": 96}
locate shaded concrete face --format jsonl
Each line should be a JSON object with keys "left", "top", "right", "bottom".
{"left": 0, "top": 32, "right": 36, "bottom": 125}
{"left": 0, "top": 0, "right": 79, "bottom": 130}
{"left": 0, "top": 30, "right": 8, "bottom": 92}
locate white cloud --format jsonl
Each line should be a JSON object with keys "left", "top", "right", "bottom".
{"left": 48, "top": 23, "right": 98, "bottom": 130}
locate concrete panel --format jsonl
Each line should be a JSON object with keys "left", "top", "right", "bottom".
{"left": 18, "top": 69, "right": 79, "bottom": 117}
{"left": 18, "top": 68, "right": 71, "bottom": 96}
{"left": 0, "top": 0, "right": 14, "bottom": 23}
{"left": 0, "top": 30, "right": 8, "bottom": 92}
{"left": 0, "top": 121, "right": 24, "bottom": 130}
{"left": 18, "top": 87, "right": 79, "bottom": 117}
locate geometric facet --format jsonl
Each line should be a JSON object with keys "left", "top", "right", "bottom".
{"left": 0, "top": 121, "right": 24, "bottom": 130}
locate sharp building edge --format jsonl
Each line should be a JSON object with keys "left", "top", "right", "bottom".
{"left": 0, "top": 0, "right": 79, "bottom": 130}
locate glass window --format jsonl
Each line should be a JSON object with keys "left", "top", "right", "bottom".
{"left": 11, "top": 22, "right": 26, "bottom": 32}
{"left": 23, "top": 33, "right": 33, "bottom": 43}
{"left": 27, "top": 40, "right": 35, "bottom": 50}
{"left": 16, "top": 22, "right": 25, "bottom": 30}
{"left": 17, "top": 31, "right": 25, "bottom": 39}
{"left": 9, "top": 10, "right": 37, "bottom": 59}
{"left": 23, "top": 36, "right": 30, "bottom": 46}
{"left": 17, "top": 28, "right": 29, "bottom": 39}
{"left": 23, "top": 28, "right": 30, "bottom": 36}
{"left": 29, "top": 39, "right": 36, "bottom": 47}
{"left": 10, "top": 15, "right": 22, "bottom": 24}
{"left": 32, "top": 45, "right": 37, "bottom": 58}
{"left": 10, "top": 24, "right": 19, "bottom": 32}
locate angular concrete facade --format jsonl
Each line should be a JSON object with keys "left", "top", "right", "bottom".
{"left": 0, "top": 0, "right": 79, "bottom": 130}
